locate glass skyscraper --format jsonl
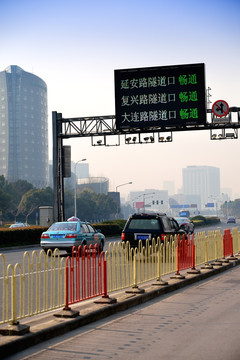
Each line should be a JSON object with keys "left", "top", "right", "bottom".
{"left": 0, "top": 65, "right": 48, "bottom": 187}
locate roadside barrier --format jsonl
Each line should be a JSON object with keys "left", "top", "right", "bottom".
{"left": 232, "top": 227, "right": 240, "bottom": 254}
{"left": 177, "top": 235, "right": 193, "bottom": 271}
{"left": 222, "top": 228, "right": 238, "bottom": 260}
{"left": 106, "top": 237, "right": 177, "bottom": 292}
{"left": 223, "top": 229, "right": 233, "bottom": 258}
{"left": 0, "top": 249, "right": 66, "bottom": 326}
{"left": 1, "top": 227, "right": 240, "bottom": 330}
{"left": 64, "top": 244, "right": 105, "bottom": 309}
{"left": 195, "top": 232, "right": 207, "bottom": 266}
{"left": 195, "top": 230, "right": 223, "bottom": 268}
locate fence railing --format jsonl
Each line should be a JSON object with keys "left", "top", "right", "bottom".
{"left": 0, "top": 249, "right": 66, "bottom": 326}
{"left": 1, "top": 227, "right": 240, "bottom": 329}
{"left": 105, "top": 237, "right": 177, "bottom": 292}
{"left": 64, "top": 244, "right": 105, "bottom": 309}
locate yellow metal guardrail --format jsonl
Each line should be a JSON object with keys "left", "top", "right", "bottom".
{"left": 106, "top": 228, "right": 240, "bottom": 292}
{"left": 232, "top": 227, "right": 240, "bottom": 254}
{"left": 0, "top": 249, "right": 66, "bottom": 326}
{"left": 195, "top": 229, "right": 228, "bottom": 267}
{"left": 105, "top": 236, "right": 177, "bottom": 292}
{"left": 1, "top": 228, "right": 240, "bottom": 328}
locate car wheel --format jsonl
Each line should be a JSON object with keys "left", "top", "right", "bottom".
{"left": 99, "top": 240, "right": 104, "bottom": 253}
{"left": 79, "top": 242, "right": 87, "bottom": 256}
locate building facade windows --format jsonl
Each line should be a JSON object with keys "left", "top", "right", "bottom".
{"left": 0, "top": 65, "right": 49, "bottom": 187}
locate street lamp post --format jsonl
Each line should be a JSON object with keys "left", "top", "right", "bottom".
{"left": 115, "top": 182, "right": 133, "bottom": 217}
{"left": 74, "top": 158, "right": 87, "bottom": 217}
{"left": 115, "top": 181, "right": 133, "bottom": 192}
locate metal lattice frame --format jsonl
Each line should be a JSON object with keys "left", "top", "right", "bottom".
{"left": 53, "top": 108, "right": 240, "bottom": 221}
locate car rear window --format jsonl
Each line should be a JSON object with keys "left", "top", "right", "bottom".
{"left": 49, "top": 223, "right": 77, "bottom": 231}
{"left": 127, "top": 219, "right": 160, "bottom": 230}
{"left": 161, "top": 216, "right": 172, "bottom": 231}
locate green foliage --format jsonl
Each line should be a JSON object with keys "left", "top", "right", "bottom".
{"left": 76, "top": 189, "right": 118, "bottom": 222}
{"left": 191, "top": 215, "right": 206, "bottom": 225}
{"left": 0, "top": 227, "right": 48, "bottom": 247}
{"left": 92, "top": 223, "right": 121, "bottom": 236}
{"left": 93, "top": 219, "right": 126, "bottom": 235}
{"left": 0, "top": 219, "right": 126, "bottom": 248}
{"left": 191, "top": 215, "right": 220, "bottom": 226}
{"left": 0, "top": 188, "right": 11, "bottom": 213}
{"left": 0, "top": 176, "right": 119, "bottom": 224}
{"left": 0, "top": 176, "right": 40, "bottom": 222}
{"left": 221, "top": 199, "right": 240, "bottom": 218}
{"left": 100, "top": 219, "right": 126, "bottom": 228}
{"left": 18, "top": 187, "right": 53, "bottom": 221}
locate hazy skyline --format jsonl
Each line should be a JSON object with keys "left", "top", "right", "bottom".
{"left": 1, "top": 0, "right": 240, "bottom": 198}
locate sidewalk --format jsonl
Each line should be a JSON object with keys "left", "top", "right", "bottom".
{"left": 1, "top": 257, "right": 240, "bottom": 359}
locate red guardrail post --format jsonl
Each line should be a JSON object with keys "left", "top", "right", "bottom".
{"left": 223, "top": 229, "right": 238, "bottom": 260}
{"left": 94, "top": 258, "right": 117, "bottom": 304}
{"left": 56, "top": 255, "right": 79, "bottom": 318}
{"left": 103, "top": 259, "right": 108, "bottom": 298}
{"left": 170, "top": 235, "right": 185, "bottom": 279}
{"left": 187, "top": 235, "right": 200, "bottom": 274}
{"left": 64, "top": 257, "right": 70, "bottom": 310}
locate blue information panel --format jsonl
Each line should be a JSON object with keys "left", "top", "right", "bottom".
{"left": 206, "top": 203, "right": 215, "bottom": 207}
{"left": 114, "top": 63, "right": 206, "bottom": 130}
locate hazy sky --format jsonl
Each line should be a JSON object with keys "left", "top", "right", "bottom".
{"left": 1, "top": 0, "right": 240, "bottom": 198}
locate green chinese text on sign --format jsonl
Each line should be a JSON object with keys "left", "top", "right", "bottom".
{"left": 114, "top": 63, "right": 206, "bottom": 130}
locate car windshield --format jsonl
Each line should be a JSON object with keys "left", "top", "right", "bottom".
{"left": 49, "top": 223, "right": 77, "bottom": 231}
{"left": 128, "top": 219, "right": 160, "bottom": 230}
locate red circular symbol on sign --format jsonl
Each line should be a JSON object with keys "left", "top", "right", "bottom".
{"left": 212, "top": 100, "right": 229, "bottom": 117}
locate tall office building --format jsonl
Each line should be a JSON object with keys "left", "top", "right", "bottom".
{"left": 0, "top": 65, "right": 48, "bottom": 187}
{"left": 182, "top": 165, "right": 220, "bottom": 209}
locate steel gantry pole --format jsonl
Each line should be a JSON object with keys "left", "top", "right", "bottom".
{"left": 52, "top": 111, "right": 65, "bottom": 222}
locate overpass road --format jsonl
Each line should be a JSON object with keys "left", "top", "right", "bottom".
{"left": 5, "top": 263, "right": 240, "bottom": 360}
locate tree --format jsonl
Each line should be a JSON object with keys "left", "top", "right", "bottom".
{"left": 17, "top": 187, "right": 53, "bottom": 222}
{"left": 76, "top": 189, "right": 118, "bottom": 222}
{"left": 0, "top": 189, "right": 11, "bottom": 213}
{"left": 221, "top": 199, "right": 240, "bottom": 218}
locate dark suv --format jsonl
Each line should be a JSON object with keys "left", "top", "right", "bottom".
{"left": 121, "top": 213, "right": 186, "bottom": 247}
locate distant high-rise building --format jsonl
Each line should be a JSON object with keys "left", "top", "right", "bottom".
{"left": 182, "top": 165, "right": 220, "bottom": 209}
{"left": 0, "top": 65, "right": 48, "bottom": 187}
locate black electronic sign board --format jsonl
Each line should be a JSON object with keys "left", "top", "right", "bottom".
{"left": 114, "top": 63, "right": 206, "bottom": 130}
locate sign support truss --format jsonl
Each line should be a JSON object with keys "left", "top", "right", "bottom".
{"left": 52, "top": 108, "right": 240, "bottom": 221}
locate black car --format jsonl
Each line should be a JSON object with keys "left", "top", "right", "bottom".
{"left": 121, "top": 213, "right": 186, "bottom": 247}
{"left": 174, "top": 217, "right": 195, "bottom": 234}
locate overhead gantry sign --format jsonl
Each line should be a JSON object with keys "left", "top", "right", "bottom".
{"left": 52, "top": 63, "right": 240, "bottom": 221}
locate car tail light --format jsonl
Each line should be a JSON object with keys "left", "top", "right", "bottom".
{"left": 41, "top": 234, "right": 50, "bottom": 239}
{"left": 65, "top": 233, "right": 77, "bottom": 238}
{"left": 161, "top": 234, "right": 166, "bottom": 241}
{"left": 121, "top": 233, "right": 125, "bottom": 241}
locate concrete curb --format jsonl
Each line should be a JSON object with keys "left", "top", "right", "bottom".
{"left": 1, "top": 258, "right": 240, "bottom": 358}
